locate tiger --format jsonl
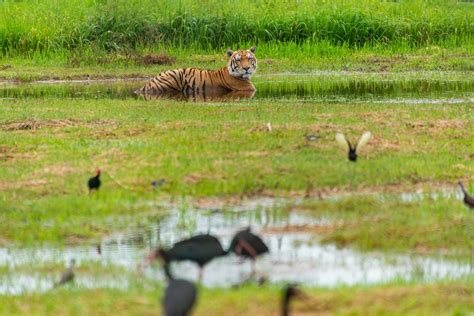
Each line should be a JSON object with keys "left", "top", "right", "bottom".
{"left": 137, "top": 47, "right": 257, "bottom": 95}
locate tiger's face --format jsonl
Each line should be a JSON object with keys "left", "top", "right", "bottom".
{"left": 227, "top": 46, "right": 257, "bottom": 80}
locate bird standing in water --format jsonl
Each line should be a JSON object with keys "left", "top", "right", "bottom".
{"left": 162, "top": 263, "right": 197, "bottom": 316}
{"left": 227, "top": 228, "right": 269, "bottom": 277}
{"left": 87, "top": 168, "right": 101, "bottom": 192}
{"left": 458, "top": 181, "right": 474, "bottom": 209}
{"left": 54, "top": 259, "right": 75, "bottom": 288}
{"left": 143, "top": 234, "right": 226, "bottom": 282}
{"left": 335, "top": 131, "right": 372, "bottom": 162}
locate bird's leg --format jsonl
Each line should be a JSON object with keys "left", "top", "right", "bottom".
{"left": 198, "top": 267, "right": 203, "bottom": 283}
{"left": 251, "top": 259, "right": 256, "bottom": 277}
{"left": 239, "top": 260, "right": 257, "bottom": 286}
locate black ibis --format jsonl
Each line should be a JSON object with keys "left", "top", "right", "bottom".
{"left": 143, "top": 234, "right": 226, "bottom": 281}
{"left": 162, "top": 263, "right": 197, "bottom": 316}
{"left": 227, "top": 228, "right": 269, "bottom": 276}
{"left": 458, "top": 181, "right": 474, "bottom": 209}
{"left": 87, "top": 168, "right": 101, "bottom": 192}
{"left": 54, "top": 259, "right": 75, "bottom": 288}
{"left": 281, "top": 285, "right": 308, "bottom": 316}
{"left": 335, "top": 131, "right": 372, "bottom": 162}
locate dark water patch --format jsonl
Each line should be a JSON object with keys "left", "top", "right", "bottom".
{"left": 0, "top": 80, "right": 140, "bottom": 100}
{"left": 255, "top": 77, "right": 474, "bottom": 102}
{"left": 1, "top": 74, "right": 473, "bottom": 103}
{"left": 0, "top": 197, "right": 470, "bottom": 295}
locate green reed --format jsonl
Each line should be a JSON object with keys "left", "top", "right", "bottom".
{"left": 0, "top": 0, "right": 472, "bottom": 56}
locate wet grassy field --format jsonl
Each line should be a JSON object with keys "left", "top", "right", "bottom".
{"left": 1, "top": 94, "right": 473, "bottom": 244}
{"left": 1, "top": 76, "right": 473, "bottom": 305}
{"left": 1, "top": 76, "right": 473, "bottom": 314}
{"left": 1, "top": 0, "right": 474, "bottom": 314}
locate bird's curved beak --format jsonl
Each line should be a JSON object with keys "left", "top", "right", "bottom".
{"left": 139, "top": 249, "right": 165, "bottom": 272}
{"left": 139, "top": 250, "right": 157, "bottom": 272}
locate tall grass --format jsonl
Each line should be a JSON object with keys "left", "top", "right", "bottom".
{"left": 0, "top": 0, "right": 472, "bottom": 56}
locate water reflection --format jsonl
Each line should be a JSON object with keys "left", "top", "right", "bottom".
{"left": 1, "top": 74, "right": 472, "bottom": 103}
{"left": 0, "top": 198, "right": 470, "bottom": 295}
{"left": 138, "top": 89, "right": 255, "bottom": 102}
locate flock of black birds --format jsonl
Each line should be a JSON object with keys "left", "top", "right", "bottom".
{"left": 78, "top": 131, "right": 473, "bottom": 315}
{"left": 140, "top": 229, "right": 270, "bottom": 315}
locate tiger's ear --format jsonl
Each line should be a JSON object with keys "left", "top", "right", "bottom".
{"left": 226, "top": 48, "right": 233, "bottom": 57}
{"left": 249, "top": 46, "right": 256, "bottom": 53}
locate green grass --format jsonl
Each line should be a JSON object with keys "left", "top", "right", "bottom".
{"left": 0, "top": 280, "right": 472, "bottom": 315}
{"left": 296, "top": 196, "right": 473, "bottom": 258}
{"left": 1, "top": 0, "right": 472, "bottom": 56}
{"left": 1, "top": 1, "right": 473, "bottom": 312}
{"left": 1, "top": 98, "right": 473, "bottom": 246}
{"left": 1, "top": 41, "right": 472, "bottom": 82}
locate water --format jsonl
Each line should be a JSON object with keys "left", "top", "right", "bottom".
{"left": 0, "top": 197, "right": 470, "bottom": 295}
{"left": 1, "top": 72, "right": 473, "bottom": 103}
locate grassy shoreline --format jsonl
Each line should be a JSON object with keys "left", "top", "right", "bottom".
{"left": 1, "top": 42, "right": 473, "bottom": 82}
{"left": 1, "top": 280, "right": 472, "bottom": 315}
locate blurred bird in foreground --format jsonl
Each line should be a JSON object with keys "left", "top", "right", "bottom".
{"left": 335, "top": 131, "right": 372, "bottom": 162}
{"left": 227, "top": 228, "right": 269, "bottom": 277}
{"left": 143, "top": 234, "right": 226, "bottom": 282}
{"left": 162, "top": 263, "right": 197, "bottom": 316}
{"left": 458, "top": 181, "right": 474, "bottom": 209}
{"left": 281, "top": 284, "right": 311, "bottom": 316}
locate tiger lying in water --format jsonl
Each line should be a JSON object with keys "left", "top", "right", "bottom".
{"left": 137, "top": 47, "right": 257, "bottom": 95}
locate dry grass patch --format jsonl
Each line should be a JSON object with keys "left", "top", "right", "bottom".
{"left": 407, "top": 119, "right": 468, "bottom": 131}
{"left": 0, "top": 178, "right": 49, "bottom": 190}
{"left": 1, "top": 119, "right": 116, "bottom": 131}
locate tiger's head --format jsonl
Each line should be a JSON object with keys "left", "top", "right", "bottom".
{"left": 226, "top": 46, "right": 257, "bottom": 80}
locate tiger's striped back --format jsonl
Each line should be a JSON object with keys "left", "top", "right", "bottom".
{"left": 137, "top": 47, "right": 257, "bottom": 95}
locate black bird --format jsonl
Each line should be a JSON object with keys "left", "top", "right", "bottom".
{"left": 152, "top": 178, "right": 166, "bottom": 188}
{"left": 458, "top": 181, "right": 474, "bottom": 209}
{"left": 144, "top": 234, "right": 226, "bottom": 281}
{"left": 162, "top": 263, "right": 197, "bottom": 316}
{"left": 87, "top": 168, "right": 101, "bottom": 192}
{"left": 227, "top": 228, "right": 269, "bottom": 276}
{"left": 335, "top": 131, "right": 372, "bottom": 162}
{"left": 54, "top": 259, "right": 75, "bottom": 288}
{"left": 281, "top": 285, "right": 308, "bottom": 316}
{"left": 304, "top": 134, "right": 318, "bottom": 142}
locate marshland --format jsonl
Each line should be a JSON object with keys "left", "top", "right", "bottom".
{"left": 1, "top": 0, "right": 473, "bottom": 315}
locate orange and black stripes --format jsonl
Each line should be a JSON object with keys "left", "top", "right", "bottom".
{"left": 138, "top": 47, "right": 257, "bottom": 95}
